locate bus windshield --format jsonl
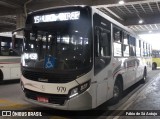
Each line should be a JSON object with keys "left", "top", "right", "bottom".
{"left": 23, "top": 7, "right": 92, "bottom": 71}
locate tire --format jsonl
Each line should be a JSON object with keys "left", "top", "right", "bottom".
{"left": 141, "top": 68, "right": 147, "bottom": 83}
{"left": 109, "top": 80, "right": 122, "bottom": 104}
{"left": 0, "top": 71, "right": 3, "bottom": 84}
{"left": 0, "top": 76, "right": 3, "bottom": 84}
{"left": 152, "top": 63, "right": 157, "bottom": 70}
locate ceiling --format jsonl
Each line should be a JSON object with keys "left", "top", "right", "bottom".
{"left": 0, "top": 0, "right": 160, "bottom": 34}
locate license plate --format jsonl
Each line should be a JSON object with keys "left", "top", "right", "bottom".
{"left": 37, "top": 96, "right": 49, "bottom": 103}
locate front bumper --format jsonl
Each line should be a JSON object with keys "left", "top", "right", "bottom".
{"left": 24, "top": 89, "right": 92, "bottom": 110}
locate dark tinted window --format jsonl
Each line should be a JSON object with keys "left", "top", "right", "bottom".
{"left": 93, "top": 14, "right": 111, "bottom": 75}
{"left": 113, "top": 26, "right": 122, "bottom": 57}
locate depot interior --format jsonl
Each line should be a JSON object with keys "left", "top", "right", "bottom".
{"left": 0, "top": 0, "right": 160, "bottom": 114}
{"left": 0, "top": 0, "right": 159, "bottom": 50}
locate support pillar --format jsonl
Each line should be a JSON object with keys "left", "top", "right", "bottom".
{"left": 16, "top": 14, "right": 25, "bottom": 35}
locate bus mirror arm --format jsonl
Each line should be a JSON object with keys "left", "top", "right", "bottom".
{"left": 12, "top": 27, "right": 25, "bottom": 35}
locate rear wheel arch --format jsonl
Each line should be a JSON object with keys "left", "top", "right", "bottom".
{"left": 109, "top": 74, "right": 123, "bottom": 104}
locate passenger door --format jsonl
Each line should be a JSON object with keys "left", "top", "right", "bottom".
{"left": 93, "top": 13, "right": 112, "bottom": 106}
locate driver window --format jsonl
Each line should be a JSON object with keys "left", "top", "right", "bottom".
{"left": 99, "top": 32, "right": 110, "bottom": 56}
{"left": 94, "top": 26, "right": 111, "bottom": 75}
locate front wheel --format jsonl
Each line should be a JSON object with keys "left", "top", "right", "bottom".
{"left": 0, "top": 76, "right": 3, "bottom": 84}
{"left": 0, "top": 72, "right": 3, "bottom": 84}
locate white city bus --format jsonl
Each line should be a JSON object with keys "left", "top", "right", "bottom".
{"left": 0, "top": 33, "right": 22, "bottom": 83}
{"left": 20, "top": 6, "right": 152, "bottom": 110}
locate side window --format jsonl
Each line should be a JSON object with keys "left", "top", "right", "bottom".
{"left": 141, "top": 41, "right": 144, "bottom": 57}
{"left": 14, "top": 38, "right": 23, "bottom": 55}
{"left": 93, "top": 14, "right": 111, "bottom": 75}
{"left": 139, "top": 40, "right": 141, "bottom": 56}
{"left": 9, "top": 49, "right": 20, "bottom": 56}
{"left": 95, "top": 28, "right": 110, "bottom": 57}
{"left": 152, "top": 50, "right": 155, "bottom": 58}
{"left": 143, "top": 42, "right": 146, "bottom": 57}
{"left": 148, "top": 44, "right": 150, "bottom": 57}
{"left": 0, "top": 37, "right": 19, "bottom": 56}
{"left": 159, "top": 51, "right": 160, "bottom": 58}
{"left": 0, "top": 39, "right": 11, "bottom": 56}
{"left": 128, "top": 36, "right": 136, "bottom": 56}
{"left": 146, "top": 44, "right": 148, "bottom": 57}
{"left": 94, "top": 26, "right": 111, "bottom": 75}
{"left": 100, "top": 32, "right": 110, "bottom": 56}
{"left": 113, "top": 26, "right": 122, "bottom": 57}
{"left": 147, "top": 44, "right": 150, "bottom": 57}
{"left": 136, "top": 39, "right": 141, "bottom": 57}
{"left": 150, "top": 45, "right": 152, "bottom": 57}
{"left": 123, "top": 32, "right": 129, "bottom": 57}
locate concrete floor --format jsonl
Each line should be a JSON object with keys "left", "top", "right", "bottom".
{"left": 117, "top": 71, "right": 160, "bottom": 119}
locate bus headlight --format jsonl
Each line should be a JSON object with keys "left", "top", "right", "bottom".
{"left": 69, "top": 80, "right": 90, "bottom": 99}
{"left": 69, "top": 87, "right": 78, "bottom": 98}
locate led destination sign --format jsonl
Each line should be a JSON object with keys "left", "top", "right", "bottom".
{"left": 34, "top": 11, "right": 80, "bottom": 23}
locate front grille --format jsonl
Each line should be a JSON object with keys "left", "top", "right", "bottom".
{"left": 24, "top": 88, "right": 68, "bottom": 105}
{"left": 22, "top": 70, "right": 76, "bottom": 83}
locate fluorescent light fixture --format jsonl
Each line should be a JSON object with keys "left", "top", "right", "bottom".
{"left": 119, "top": 0, "right": 124, "bottom": 5}
{"left": 149, "top": 31, "right": 152, "bottom": 33}
{"left": 139, "top": 19, "right": 143, "bottom": 24}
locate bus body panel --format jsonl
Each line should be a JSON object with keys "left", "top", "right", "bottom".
{"left": 22, "top": 75, "right": 79, "bottom": 94}
{"left": 135, "top": 58, "right": 144, "bottom": 82}
{"left": 10, "top": 67, "right": 21, "bottom": 79}
{"left": 152, "top": 50, "right": 160, "bottom": 69}
{"left": 1, "top": 63, "right": 20, "bottom": 80}
{"left": 0, "top": 56, "right": 21, "bottom": 80}
{"left": 20, "top": 6, "right": 152, "bottom": 110}
{"left": 0, "top": 33, "right": 22, "bottom": 81}
{"left": 22, "top": 69, "right": 94, "bottom": 110}
{"left": 152, "top": 58, "right": 160, "bottom": 67}
{"left": 25, "top": 88, "right": 92, "bottom": 110}
{"left": 1, "top": 67, "right": 10, "bottom": 80}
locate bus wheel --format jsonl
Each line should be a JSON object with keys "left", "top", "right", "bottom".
{"left": 110, "top": 80, "right": 122, "bottom": 104}
{"left": 141, "top": 68, "right": 147, "bottom": 83}
{"left": 152, "top": 63, "right": 157, "bottom": 70}
{"left": 0, "top": 71, "right": 3, "bottom": 84}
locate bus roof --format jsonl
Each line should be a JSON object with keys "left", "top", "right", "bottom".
{"left": 28, "top": 5, "right": 87, "bottom": 15}
{"left": 0, "top": 32, "right": 23, "bottom": 39}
